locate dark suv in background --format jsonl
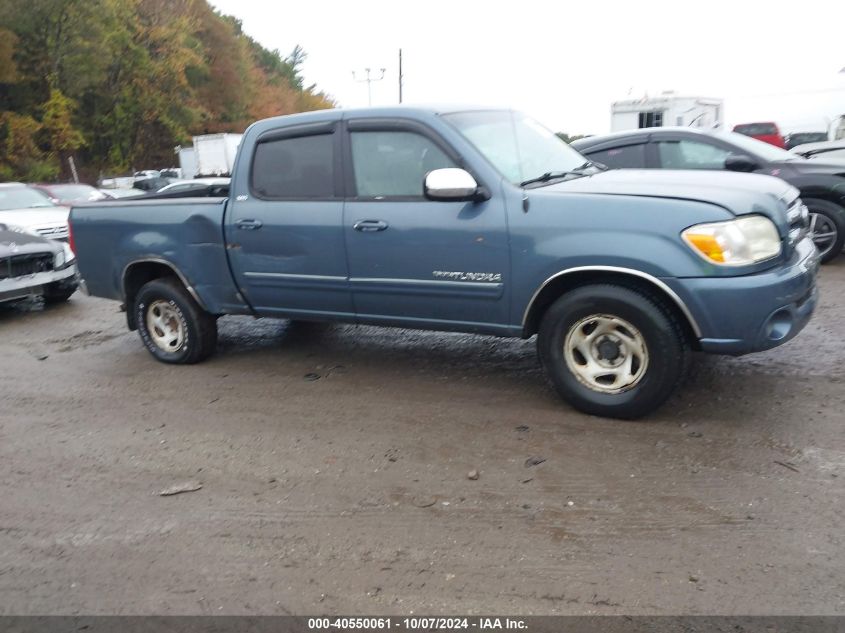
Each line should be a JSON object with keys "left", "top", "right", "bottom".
{"left": 785, "top": 132, "right": 829, "bottom": 150}
{"left": 572, "top": 128, "right": 845, "bottom": 263}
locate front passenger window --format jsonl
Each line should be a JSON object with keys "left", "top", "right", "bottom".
{"left": 657, "top": 140, "right": 730, "bottom": 170}
{"left": 350, "top": 131, "right": 456, "bottom": 198}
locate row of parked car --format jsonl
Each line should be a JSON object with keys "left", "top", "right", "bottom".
{"left": 731, "top": 121, "right": 839, "bottom": 151}
{"left": 0, "top": 177, "right": 229, "bottom": 306}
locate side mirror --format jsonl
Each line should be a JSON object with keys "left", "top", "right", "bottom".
{"left": 424, "top": 168, "right": 483, "bottom": 201}
{"left": 724, "top": 153, "right": 760, "bottom": 172}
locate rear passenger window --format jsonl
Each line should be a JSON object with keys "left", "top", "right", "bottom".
{"left": 252, "top": 133, "right": 334, "bottom": 198}
{"left": 586, "top": 144, "right": 647, "bottom": 169}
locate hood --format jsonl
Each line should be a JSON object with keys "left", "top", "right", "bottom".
{"left": 542, "top": 169, "right": 798, "bottom": 225}
{"left": 0, "top": 226, "right": 61, "bottom": 257}
{"left": 0, "top": 206, "right": 70, "bottom": 228}
{"left": 775, "top": 159, "right": 845, "bottom": 176}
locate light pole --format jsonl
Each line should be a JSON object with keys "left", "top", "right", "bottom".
{"left": 398, "top": 49, "right": 403, "bottom": 103}
{"left": 352, "top": 67, "right": 386, "bottom": 106}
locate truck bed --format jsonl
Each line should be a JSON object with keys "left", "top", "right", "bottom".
{"left": 70, "top": 198, "right": 250, "bottom": 315}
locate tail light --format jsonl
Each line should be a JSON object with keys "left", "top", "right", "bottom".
{"left": 67, "top": 216, "right": 76, "bottom": 254}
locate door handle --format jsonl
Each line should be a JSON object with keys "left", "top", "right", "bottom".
{"left": 235, "top": 219, "right": 263, "bottom": 230}
{"left": 353, "top": 219, "right": 389, "bottom": 232}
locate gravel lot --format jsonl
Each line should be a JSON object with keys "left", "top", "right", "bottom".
{"left": 1, "top": 261, "right": 843, "bottom": 615}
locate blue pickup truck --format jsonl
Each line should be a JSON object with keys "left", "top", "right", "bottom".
{"left": 70, "top": 106, "right": 820, "bottom": 418}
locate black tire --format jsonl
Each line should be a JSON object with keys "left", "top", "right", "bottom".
{"left": 135, "top": 277, "right": 217, "bottom": 364}
{"left": 538, "top": 284, "right": 689, "bottom": 419}
{"left": 804, "top": 198, "right": 845, "bottom": 264}
{"left": 42, "top": 283, "right": 76, "bottom": 304}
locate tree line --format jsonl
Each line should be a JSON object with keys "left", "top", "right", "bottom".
{"left": 0, "top": 0, "right": 334, "bottom": 182}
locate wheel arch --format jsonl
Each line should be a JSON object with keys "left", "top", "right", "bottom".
{"left": 122, "top": 258, "right": 207, "bottom": 330}
{"left": 522, "top": 266, "right": 702, "bottom": 346}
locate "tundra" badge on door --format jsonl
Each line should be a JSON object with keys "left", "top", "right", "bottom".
{"left": 433, "top": 271, "right": 502, "bottom": 282}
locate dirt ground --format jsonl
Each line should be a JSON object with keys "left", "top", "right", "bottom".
{"left": 1, "top": 261, "right": 843, "bottom": 616}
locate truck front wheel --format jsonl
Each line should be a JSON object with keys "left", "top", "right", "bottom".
{"left": 135, "top": 278, "right": 218, "bottom": 364}
{"left": 538, "top": 284, "right": 689, "bottom": 419}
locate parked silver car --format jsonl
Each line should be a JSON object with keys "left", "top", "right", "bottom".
{"left": 0, "top": 183, "right": 70, "bottom": 241}
{"left": 790, "top": 140, "right": 845, "bottom": 163}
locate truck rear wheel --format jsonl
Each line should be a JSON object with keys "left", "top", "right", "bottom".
{"left": 538, "top": 284, "right": 689, "bottom": 419}
{"left": 135, "top": 278, "right": 217, "bottom": 364}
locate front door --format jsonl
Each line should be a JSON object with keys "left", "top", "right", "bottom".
{"left": 225, "top": 122, "right": 353, "bottom": 319}
{"left": 342, "top": 120, "right": 510, "bottom": 332}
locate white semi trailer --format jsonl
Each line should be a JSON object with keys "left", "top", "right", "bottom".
{"left": 179, "top": 133, "right": 243, "bottom": 178}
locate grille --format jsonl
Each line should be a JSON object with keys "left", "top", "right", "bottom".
{"left": 785, "top": 199, "right": 809, "bottom": 249}
{"left": 34, "top": 225, "right": 69, "bottom": 241}
{"left": 0, "top": 253, "right": 54, "bottom": 280}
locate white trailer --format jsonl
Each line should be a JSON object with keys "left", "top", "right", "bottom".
{"left": 193, "top": 133, "right": 243, "bottom": 177}
{"left": 611, "top": 94, "right": 724, "bottom": 132}
{"left": 178, "top": 147, "right": 197, "bottom": 180}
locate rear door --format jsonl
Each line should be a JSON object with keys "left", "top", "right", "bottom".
{"left": 225, "top": 121, "right": 353, "bottom": 318}
{"left": 342, "top": 118, "right": 509, "bottom": 331}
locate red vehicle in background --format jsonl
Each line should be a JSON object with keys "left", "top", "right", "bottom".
{"left": 732, "top": 122, "right": 786, "bottom": 148}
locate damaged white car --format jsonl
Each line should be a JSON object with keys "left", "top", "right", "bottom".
{"left": 0, "top": 224, "right": 78, "bottom": 305}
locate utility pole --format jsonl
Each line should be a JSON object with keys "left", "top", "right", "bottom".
{"left": 352, "top": 67, "right": 386, "bottom": 106}
{"left": 68, "top": 156, "right": 79, "bottom": 184}
{"left": 398, "top": 49, "right": 403, "bottom": 103}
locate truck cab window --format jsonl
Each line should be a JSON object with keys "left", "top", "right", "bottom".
{"left": 350, "top": 131, "right": 455, "bottom": 198}
{"left": 251, "top": 133, "right": 334, "bottom": 198}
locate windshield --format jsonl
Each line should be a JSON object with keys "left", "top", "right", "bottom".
{"left": 734, "top": 123, "right": 777, "bottom": 136}
{"left": 0, "top": 186, "right": 58, "bottom": 211}
{"left": 48, "top": 184, "right": 107, "bottom": 201}
{"left": 106, "top": 188, "right": 145, "bottom": 198}
{"left": 717, "top": 131, "right": 799, "bottom": 162}
{"left": 443, "top": 110, "right": 589, "bottom": 184}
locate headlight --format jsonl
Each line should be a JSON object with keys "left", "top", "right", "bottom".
{"left": 54, "top": 243, "right": 75, "bottom": 269}
{"left": 682, "top": 215, "right": 781, "bottom": 266}
{"left": 62, "top": 242, "right": 76, "bottom": 264}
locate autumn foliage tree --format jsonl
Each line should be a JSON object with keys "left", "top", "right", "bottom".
{"left": 0, "top": 0, "right": 334, "bottom": 181}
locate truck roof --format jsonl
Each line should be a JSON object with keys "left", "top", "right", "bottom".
{"left": 246, "top": 104, "right": 509, "bottom": 131}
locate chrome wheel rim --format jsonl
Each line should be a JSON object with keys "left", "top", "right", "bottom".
{"left": 563, "top": 314, "right": 649, "bottom": 394}
{"left": 808, "top": 211, "right": 838, "bottom": 258}
{"left": 146, "top": 300, "right": 185, "bottom": 353}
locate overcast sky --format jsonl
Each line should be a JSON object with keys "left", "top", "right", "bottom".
{"left": 211, "top": 0, "right": 845, "bottom": 135}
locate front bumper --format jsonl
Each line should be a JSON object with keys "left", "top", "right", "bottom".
{"left": 670, "top": 236, "right": 820, "bottom": 356}
{"left": 0, "top": 263, "right": 78, "bottom": 303}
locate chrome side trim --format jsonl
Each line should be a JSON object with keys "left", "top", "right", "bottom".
{"left": 522, "top": 266, "right": 703, "bottom": 338}
{"left": 350, "top": 277, "right": 502, "bottom": 289}
{"left": 244, "top": 272, "right": 347, "bottom": 282}
{"left": 121, "top": 257, "right": 208, "bottom": 311}
{"left": 241, "top": 273, "right": 504, "bottom": 289}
